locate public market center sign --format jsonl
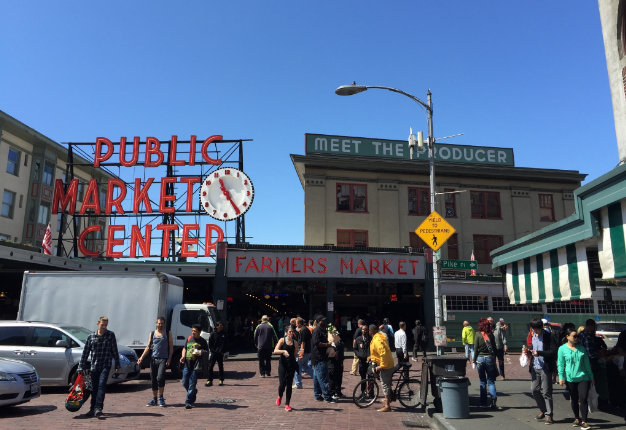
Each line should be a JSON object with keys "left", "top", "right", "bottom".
{"left": 305, "top": 133, "right": 514, "bottom": 166}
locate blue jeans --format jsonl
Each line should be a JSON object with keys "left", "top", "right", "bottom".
{"left": 464, "top": 344, "right": 474, "bottom": 362}
{"left": 90, "top": 367, "right": 110, "bottom": 410}
{"left": 476, "top": 356, "right": 497, "bottom": 406}
{"left": 182, "top": 366, "right": 198, "bottom": 405}
{"left": 313, "top": 361, "right": 330, "bottom": 401}
{"left": 293, "top": 353, "right": 314, "bottom": 388}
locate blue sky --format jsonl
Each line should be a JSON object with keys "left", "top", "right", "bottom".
{"left": 0, "top": 1, "right": 616, "bottom": 251}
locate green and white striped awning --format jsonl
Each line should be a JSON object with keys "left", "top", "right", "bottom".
{"left": 505, "top": 241, "right": 592, "bottom": 304}
{"left": 599, "top": 199, "right": 626, "bottom": 279}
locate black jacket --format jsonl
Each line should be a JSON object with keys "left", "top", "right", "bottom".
{"left": 414, "top": 325, "right": 427, "bottom": 345}
{"left": 311, "top": 326, "right": 328, "bottom": 366}
{"left": 355, "top": 335, "right": 371, "bottom": 362}
{"left": 528, "top": 330, "right": 558, "bottom": 375}
{"left": 209, "top": 330, "right": 228, "bottom": 354}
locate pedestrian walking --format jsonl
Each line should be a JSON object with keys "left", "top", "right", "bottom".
{"left": 137, "top": 316, "right": 173, "bottom": 407}
{"left": 354, "top": 321, "right": 372, "bottom": 397}
{"left": 206, "top": 321, "right": 227, "bottom": 387}
{"left": 527, "top": 318, "right": 558, "bottom": 425}
{"left": 274, "top": 324, "right": 299, "bottom": 411}
{"left": 293, "top": 317, "right": 314, "bottom": 389}
{"left": 558, "top": 326, "right": 595, "bottom": 430}
{"left": 381, "top": 318, "right": 394, "bottom": 346}
{"left": 351, "top": 319, "right": 364, "bottom": 374}
{"left": 473, "top": 317, "right": 499, "bottom": 410}
{"left": 577, "top": 319, "right": 600, "bottom": 365}
{"left": 493, "top": 318, "right": 508, "bottom": 380}
{"left": 394, "top": 322, "right": 408, "bottom": 363}
{"left": 462, "top": 321, "right": 475, "bottom": 364}
{"left": 77, "top": 316, "right": 121, "bottom": 418}
{"left": 311, "top": 315, "right": 335, "bottom": 403}
{"left": 412, "top": 320, "right": 428, "bottom": 360}
{"left": 328, "top": 333, "right": 345, "bottom": 399}
{"left": 254, "top": 315, "right": 278, "bottom": 377}
{"left": 369, "top": 324, "right": 395, "bottom": 412}
{"left": 180, "top": 324, "right": 208, "bottom": 409}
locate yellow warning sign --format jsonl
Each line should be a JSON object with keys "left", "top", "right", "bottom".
{"left": 415, "top": 211, "right": 456, "bottom": 252}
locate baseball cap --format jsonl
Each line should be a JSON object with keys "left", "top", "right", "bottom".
{"left": 499, "top": 318, "right": 504, "bottom": 322}
{"left": 315, "top": 315, "right": 327, "bottom": 323}
{"left": 541, "top": 318, "right": 548, "bottom": 324}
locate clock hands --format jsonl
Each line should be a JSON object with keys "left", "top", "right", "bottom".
{"left": 219, "top": 178, "right": 241, "bottom": 215}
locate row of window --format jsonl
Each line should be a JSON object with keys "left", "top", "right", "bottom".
{"left": 337, "top": 229, "right": 502, "bottom": 264}
{"left": 444, "top": 296, "right": 606, "bottom": 314}
{"left": 335, "top": 183, "right": 557, "bottom": 222}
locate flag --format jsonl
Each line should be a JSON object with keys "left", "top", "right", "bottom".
{"left": 470, "top": 250, "right": 476, "bottom": 276}
{"left": 42, "top": 223, "right": 52, "bottom": 255}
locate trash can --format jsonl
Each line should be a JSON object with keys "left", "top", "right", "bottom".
{"left": 438, "top": 376, "right": 471, "bottom": 419}
{"left": 424, "top": 356, "right": 467, "bottom": 412}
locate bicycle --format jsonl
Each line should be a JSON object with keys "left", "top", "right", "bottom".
{"left": 352, "top": 361, "right": 421, "bottom": 409}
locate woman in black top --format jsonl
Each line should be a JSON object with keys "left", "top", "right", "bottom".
{"left": 473, "top": 317, "right": 499, "bottom": 409}
{"left": 273, "top": 324, "right": 299, "bottom": 411}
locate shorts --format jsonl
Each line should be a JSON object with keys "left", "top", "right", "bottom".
{"left": 379, "top": 367, "right": 394, "bottom": 396}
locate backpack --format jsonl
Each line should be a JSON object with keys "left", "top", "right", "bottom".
{"left": 419, "top": 326, "right": 429, "bottom": 344}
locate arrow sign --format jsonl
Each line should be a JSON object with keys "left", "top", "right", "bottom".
{"left": 440, "top": 260, "right": 477, "bottom": 270}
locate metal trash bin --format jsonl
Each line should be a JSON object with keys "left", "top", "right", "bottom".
{"left": 438, "top": 376, "right": 471, "bottom": 419}
{"left": 424, "top": 356, "right": 467, "bottom": 412}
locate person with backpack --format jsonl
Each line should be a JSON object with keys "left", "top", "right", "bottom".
{"left": 137, "top": 316, "right": 173, "bottom": 407}
{"left": 412, "top": 320, "right": 428, "bottom": 360}
{"left": 180, "top": 324, "right": 208, "bottom": 409}
{"left": 473, "top": 317, "right": 499, "bottom": 410}
{"left": 206, "top": 321, "right": 227, "bottom": 387}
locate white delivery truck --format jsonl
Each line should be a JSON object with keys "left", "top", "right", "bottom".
{"left": 17, "top": 271, "right": 223, "bottom": 377}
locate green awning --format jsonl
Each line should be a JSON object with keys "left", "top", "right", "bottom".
{"left": 599, "top": 198, "right": 626, "bottom": 279}
{"left": 506, "top": 241, "right": 592, "bottom": 304}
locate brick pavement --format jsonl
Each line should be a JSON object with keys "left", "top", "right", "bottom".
{"left": 0, "top": 358, "right": 435, "bottom": 430}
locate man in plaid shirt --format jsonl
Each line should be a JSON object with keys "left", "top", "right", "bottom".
{"left": 577, "top": 319, "right": 598, "bottom": 363}
{"left": 78, "top": 316, "right": 120, "bottom": 418}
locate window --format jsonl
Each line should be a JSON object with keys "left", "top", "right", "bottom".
{"left": 33, "top": 160, "right": 41, "bottom": 181}
{"left": 99, "top": 188, "right": 106, "bottom": 209}
{"left": 30, "top": 327, "right": 74, "bottom": 348}
{"left": 43, "top": 162, "right": 54, "bottom": 186}
{"left": 2, "top": 190, "right": 16, "bottom": 219}
{"left": 598, "top": 299, "right": 626, "bottom": 314}
{"left": 6, "top": 148, "right": 20, "bottom": 176}
{"left": 337, "top": 229, "right": 368, "bottom": 247}
{"left": 473, "top": 234, "right": 503, "bottom": 264}
{"left": 77, "top": 182, "right": 85, "bottom": 202}
{"left": 57, "top": 212, "right": 63, "bottom": 232}
{"left": 0, "top": 233, "right": 10, "bottom": 241}
{"left": 38, "top": 202, "right": 50, "bottom": 225}
{"left": 539, "top": 194, "right": 555, "bottom": 222}
{"left": 444, "top": 295, "right": 488, "bottom": 311}
{"left": 492, "top": 297, "right": 542, "bottom": 312}
{"left": 409, "top": 232, "right": 428, "bottom": 250}
{"left": 408, "top": 187, "right": 430, "bottom": 215}
{"left": 180, "top": 309, "right": 210, "bottom": 333}
{"left": 447, "top": 233, "right": 459, "bottom": 260}
{"left": 0, "top": 326, "right": 30, "bottom": 346}
{"left": 546, "top": 300, "right": 594, "bottom": 314}
{"left": 336, "top": 184, "right": 367, "bottom": 212}
{"left": 471, "top": 191, "right": 501, "bottom": 219}
{"left": 444, "top": 188, "right": 456, "bottom": 217}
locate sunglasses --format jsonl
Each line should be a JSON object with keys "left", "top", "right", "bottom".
{"left": 571, "top": 334, "right": 578, "bottom": 338}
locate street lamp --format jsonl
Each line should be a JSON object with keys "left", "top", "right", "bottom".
{"left": 335, "top": 83, "right": 443, "bottom": 355}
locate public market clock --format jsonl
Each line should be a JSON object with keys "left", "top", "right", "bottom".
{"left": 200, "top": 167, "right": 254, "bottom": 221}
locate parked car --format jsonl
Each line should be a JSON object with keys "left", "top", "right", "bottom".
{"left": 0, "top": 357, "right": 40, "bottom": 407}
{"left": 596, "top": 321, "right": 626, "bottom": 349}
{"left": 0, "top": 322, "right": 139, "bottom": 386}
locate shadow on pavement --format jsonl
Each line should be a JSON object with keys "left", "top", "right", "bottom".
{"left": 79, "top": 412, "right": 165, "bottom": 420}
{"left": 0, "top": 404, "right": 57, "bottom": 417}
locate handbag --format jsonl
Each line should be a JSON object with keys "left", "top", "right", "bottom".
{"left": 65, "top": 373, "right": 87, "bottom": 412}
{"left": 588, "top": 384, "right": 599, "bottom": 413}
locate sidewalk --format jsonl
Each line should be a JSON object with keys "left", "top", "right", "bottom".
{"left": 428, "top": 355, "right": 626, "bottom": 430}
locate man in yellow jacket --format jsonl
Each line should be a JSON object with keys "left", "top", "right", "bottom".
{"left": 369, "top": 324, "right": 395, "bottom": 412}
{"left": 462, "top": 321, "right": 475, "bottom": 364}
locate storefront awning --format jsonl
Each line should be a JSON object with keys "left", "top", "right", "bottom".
{"left": 599, "top": 198, "right": 626, "bottom": 279}
{"left": 505, "top": 242, "right": 592, "bottom": 304}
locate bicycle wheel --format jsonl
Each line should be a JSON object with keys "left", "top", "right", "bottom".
{"left": 398, "top": 378, "right": 421, "bottom": 408}
{"left": 352, "top": 378, "right": 379, "bottom": 408}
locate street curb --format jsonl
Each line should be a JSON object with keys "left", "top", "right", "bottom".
{"left": 428, "top": 409, "right": 459, "bottom": 430}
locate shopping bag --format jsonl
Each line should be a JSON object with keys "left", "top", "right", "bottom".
{"left": 65, "top": 373, "right": 87, "bottom": 412}
{"left": 519, "top": 352, "right": 529, "bottom": 367}
{"left": 588, "top": 384, "right": 599, "bottom": 413}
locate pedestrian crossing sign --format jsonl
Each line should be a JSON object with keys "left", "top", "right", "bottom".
{"left": 415, "top": 211, "right": 456, "bottom": 252}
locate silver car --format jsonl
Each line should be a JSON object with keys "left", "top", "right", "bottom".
{"left": 596, "top": 321, "right": 626, "bottom": 349}
{"left": 0, "top": 322, "right": 140, "bottom": 386}
{"left": 0, "top": 357, "right": 40, "bottom": 407}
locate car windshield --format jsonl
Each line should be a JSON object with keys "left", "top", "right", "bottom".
{"left": 597, "top": 323, "right": 626, "bottom": 332}
{"left": 60, "top": 326, "right": 93, "bottom": 343}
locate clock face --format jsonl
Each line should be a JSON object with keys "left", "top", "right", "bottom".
{"left": 199, "top": 168, "right": 254, "bottom": 221}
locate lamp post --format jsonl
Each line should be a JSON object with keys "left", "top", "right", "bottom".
{"left": 335, "top": 83, "right": 442, "bottom": 355}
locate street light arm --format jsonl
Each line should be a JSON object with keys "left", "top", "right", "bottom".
{"left": 365, "top": 86, "right": 431, "bottom": 112}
